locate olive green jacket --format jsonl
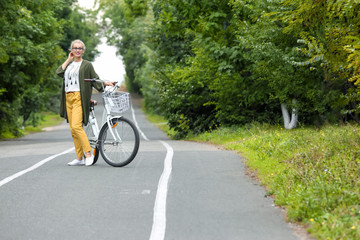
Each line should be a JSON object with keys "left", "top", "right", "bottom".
{"left": 56, "top": 60, "right": 103, "bottom": 126}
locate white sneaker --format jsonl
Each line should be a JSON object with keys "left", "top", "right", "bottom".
{"left": 85, "top": 155, "right": 94, "bottom": 166}
{"left": 68, "top": 159, "right": 85, "bottom": 166}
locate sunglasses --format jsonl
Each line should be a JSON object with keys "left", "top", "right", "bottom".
{"left": 71, "top": 47, "right": 84, "bottom": 51}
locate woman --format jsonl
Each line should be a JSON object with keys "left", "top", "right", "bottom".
{"left": 56, "top": 39, "right": 113, "bottom": 166}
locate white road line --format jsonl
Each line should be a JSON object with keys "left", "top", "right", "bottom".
{"left": 0, "top": 147, "right": 74, "bottom": 187}
{"left": 131, "top": 105, "right": 149, "bottom": 141}
{"left": 149, "top": 140, "right": 174, "bottom": 240}
{"left": 130, "top": 100, "right": 172, "bottom": 239}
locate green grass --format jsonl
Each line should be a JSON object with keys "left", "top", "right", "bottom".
{"left": 1, "top": 112, "right": 63, "bottom": 139}
{"left": 146, "top": 113, "right": 360, "bottom": 239}
{"left": 194, "top": 123, "right": 360, "bottom": 240}
{"left": 145, "top": 112, "right": 177, "bottom": 138}
{"left": 24, "top": 112, "right": 63, "bottom": 134}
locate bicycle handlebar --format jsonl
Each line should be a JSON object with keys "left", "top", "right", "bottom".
{"left": 84, "top": 78, "right": 121, "bottom": 89}
{"left": 84, "top": 78, "right": 116, "bottom": 83}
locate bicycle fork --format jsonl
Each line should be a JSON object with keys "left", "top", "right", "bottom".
{"left": 106, "top": 115, "right": 123, "bottom": 145}
{"left": 103, "top": 103, "right": 123, "bottom": 144}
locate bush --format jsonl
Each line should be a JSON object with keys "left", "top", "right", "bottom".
{"left": 156, "top": 58, "right": 219, "bottom": 139}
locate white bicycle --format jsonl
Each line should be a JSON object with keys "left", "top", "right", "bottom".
{"left": 83, "top": 79, "right": 140, "bottom": 167}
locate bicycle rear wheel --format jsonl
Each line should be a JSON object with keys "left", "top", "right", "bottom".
{"left": 98, "top": 117, "right": 140, "bottom": 167}
{"left": 83, "top": 123, "right": 99, "bottom": 165}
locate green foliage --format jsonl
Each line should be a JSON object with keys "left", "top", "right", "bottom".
{"left": 100, "top": 0, "right": 150, "bottom": 94}
{"left": 275, "top": 0, "right": 360, "bottom": 114}
{"left": 278, "top": 0, "right": 355, "bottom": 74}
{"left": 152, "top": 0, "right": 246, "bottom": 133}
{"left": 0, "top": 0, "right": 101, "bottom": 138}
{"left": 57, "top": 2, "right": 101, "bottom": 61}
{"left": 136, "top": 45, "right": 162, "bottom": 113}
{"left": 0, "top": 0, "right": 64, "bottom": 136}
{"left": 147, "top": 0, "right": 348, "bottom": 136}
{"left": 156, "top": 51, "right": 219, "bottom": 139}
{"left": 231, "top": 0, "right": 348, "bottom": 125}
{"left": 102, "top": 0, "right": 360, "bottom": 137}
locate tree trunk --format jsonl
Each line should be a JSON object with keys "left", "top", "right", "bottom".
{"left": 281, "top": 99, "right": 298, "bottom": 129}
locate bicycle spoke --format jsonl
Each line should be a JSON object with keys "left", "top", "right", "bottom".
{"left": 99, "top": 117, "right": 139, "bottom": 167}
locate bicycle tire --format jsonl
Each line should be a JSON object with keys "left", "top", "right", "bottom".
{"left": 83, "top": 122, "right": 99, "bottom": 165}
{"left": 98, "top": 117, "right": 140, "bottom": 167}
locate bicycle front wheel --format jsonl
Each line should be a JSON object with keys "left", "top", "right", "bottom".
{"left": 98, "top": 117, "right": 140, "bottom": 167}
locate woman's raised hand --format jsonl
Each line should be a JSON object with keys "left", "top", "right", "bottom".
{"left": 68, "top": 52, "right": 74, "bottom": 62}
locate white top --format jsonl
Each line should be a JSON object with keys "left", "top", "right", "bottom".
{"left": 64, "top": 61, "right": 82, "bottom": 92}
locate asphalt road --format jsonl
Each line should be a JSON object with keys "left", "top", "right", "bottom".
{"left": 0, "top": 93, "right": 304, "bottom": 240}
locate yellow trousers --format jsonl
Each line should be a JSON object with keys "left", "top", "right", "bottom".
{"left": 66, "top": 92, "right": 91, "bottom": 158}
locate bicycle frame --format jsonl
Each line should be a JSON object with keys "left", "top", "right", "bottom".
{"left": 84, "top": 78, "right": 140, "bottom": 167}
{"left": 87, "top": 103, "right": 100, "bottom": 150}
{"left": 86, "top": 80, "right": 125, "bottom": 146}
{"left": 89, "top": 108, "right": 100, "bottom": 137}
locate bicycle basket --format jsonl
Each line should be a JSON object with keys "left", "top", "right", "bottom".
{"left": 103, "top": 91, "right": 130, "bottom": 114}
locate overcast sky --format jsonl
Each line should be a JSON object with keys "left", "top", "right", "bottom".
{"left": 77, "top": 0, "right": 126, "bottom": 83}
{"left": 77, "top": 0, "right": 96, "bottom": 9}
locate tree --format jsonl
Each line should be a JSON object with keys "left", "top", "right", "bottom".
{"left": 0, "top": 0, "right": 65, "bottom": 135}
{"left": 99, "top": 0, "right": 149, "bottom": 94}
{"left": 230, "top": 0, "right": 346, "bottom": 129}
{"left": 98, "top": 0, "right": 356, "bottom": 137}
{"left": 0, "top": 0, "right": 101, "bottom": 137}
{"left": 275, "top": 0, "right": 360, "bottom": 122}
{"left": 57, "top": 1, "right": 101, "bottom": 61}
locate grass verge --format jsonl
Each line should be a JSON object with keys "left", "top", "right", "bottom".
{"left": 24, "top": 112, "right": 63, "bottom": 134}
{"left": 1, "top": 112, "right": 63, "bottom": 139}
{"left": 145, "top": 112, "right": 177, "bottom": 138}
{"left": 146, "top": 113, "right": 360, "bottom": 240}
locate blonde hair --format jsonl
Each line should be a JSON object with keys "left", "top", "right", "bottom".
{"left": 69, "top": 39, "right": 86, "bottom": 50}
